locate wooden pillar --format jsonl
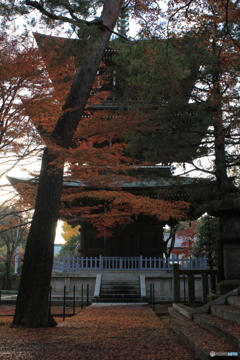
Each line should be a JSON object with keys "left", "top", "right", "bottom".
{"left": 201, "top": 273, "right": 208, "bottom": 304}
{"left": 188, "top": 274, "right": 195, "bottom": 307}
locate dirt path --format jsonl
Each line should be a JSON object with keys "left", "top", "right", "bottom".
{"left": 0, "top": 304, "right": 198, "bottom": 359}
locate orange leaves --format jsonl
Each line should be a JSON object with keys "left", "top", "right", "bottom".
{"left": 173, "top": 221, "right": 198, "bottom": 257}
{"left": 61, "top": 188, "right": 189, "bottom": 237}
{"left": 4, "top": 33, "right": 191, "bottom": 241}
{"left": 0, "top": 36, "right": 45, "bottom": 150}
{"left": 0, "top": 305, "right": 198, "bottom": 359}
{"left": 130, "top": 0, "right": 163, "bottom": 31}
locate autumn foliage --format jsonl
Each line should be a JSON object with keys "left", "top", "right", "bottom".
{"left": 0, "top": 34, "right": 48, "bottom": 184}
{"left": 172, "top": 222, "right": 198, "bottom": 258}
{"left": 0, "top": 305, "right": 198, "bottom": 359}
{"left": 5, "top": 33, "right": 191, "bottom": 237}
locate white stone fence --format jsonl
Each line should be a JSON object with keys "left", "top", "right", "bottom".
{"left": 52, "top": 255, "right": 207, "bottom": 273}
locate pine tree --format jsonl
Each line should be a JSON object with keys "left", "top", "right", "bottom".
{"left": 191, "top": 215, "right": 219, "bottom": 269}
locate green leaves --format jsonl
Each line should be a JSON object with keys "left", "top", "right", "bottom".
{"left": 191, "top": 215, "right": 219, "bottom": 268}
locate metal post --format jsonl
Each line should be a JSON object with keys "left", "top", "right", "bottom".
{"left": 81, "top": 284, "right": 83, "bottom": 309}
{"left": 150, "top": 284, "right": 152, "bottom": 307}
{"left": 73, "top": 285, "right": 76, "bottom": 315}
{"left": 0, "top": 290, "right": 1, "bottom": 306}
{"left": 183, "top": 276, "right": 186, "bottom": 303}
{"left": 152, "top": 283, "right": 155, "bottom": 311}
{"left": 87, "top": 284, "right": 89, "bottom": 306}
{"left": 63, "top": 285, "right": 66, "bottom": 321}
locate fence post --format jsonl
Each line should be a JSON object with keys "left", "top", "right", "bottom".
{"left": 67, "top": 255, "right": 70, "bottom": 272}
{"left": 139, "top": 255, "right": 142, "bottom": 273}
{"left": 99, "top": 255, "right": 103, "bottom": 271}
{"left": 173, "top": 263, "right": 181, "bottom": 303}
{"left": 201, "top": 273, "right": 208, "bottom": 304}
{"left": 183, "top": 275, "right": 186, "bottom": 303}
{"left": 204, "top": 255, "right": 207, "bottom": 269}
{"left": 187, "top": 274, "right": 195, "bottom": 307}
{"left": 87, "top": 284, "right": 89, "bottom": 306}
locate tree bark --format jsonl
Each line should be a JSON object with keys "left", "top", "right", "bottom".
{"left": 13, "top": 0, "right": 124, "bottom": 328}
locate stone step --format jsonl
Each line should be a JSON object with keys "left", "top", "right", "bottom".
{"left": 101, "top": 289, "right": 140, "bottom": 295}
{"left": 211, "top": 304, "right": 240, "bottom": 325}
{"left": 170, "top": 317, "right": 239, "bottom": 360}
{"left": 194, "top": 313, "right": 240, "bottom": 352}
{"left": 227, "top": 296, "right": 240, "bottom": 310}
{"left": 100, "top": 289, "right": 140, "bottom": 294}
{"left": 99, "top": 277, "right": 141, "bottom": 303}
{"left": 101, "top": 283, "right": 140, "bottom": 287}
{"left": 94, "top": 298, "right": 143, "bottom": 303}
{"left": 168, "top": 307, "right": 187, "bottom": 320}
{"left": 101, "top": 274, "right": 139, "bottom": 281}
{"left": 101, "top": 281, "right": 140, "bottom": 285}
{"left": 100, "top": 292, "right": 140, "bottom": 297}
{"left": 100, "top": 291, "right": 140, "bottom": 297}
{"left": 172, "top": 303, "right": 193, "bottom": 319}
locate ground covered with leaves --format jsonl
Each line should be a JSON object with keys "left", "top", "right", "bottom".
{"left": 0, "top": 304, "right": 198, "bottom": 359}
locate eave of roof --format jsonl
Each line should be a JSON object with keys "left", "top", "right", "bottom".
{"left": 7, "top": 175, "right": 215, "bottom": 190}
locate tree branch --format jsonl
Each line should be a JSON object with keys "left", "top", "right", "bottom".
{"left": 25, "top": 0, "right": 79, "bottom": 26}
{"left": 25, "top": 1, "right": 129, "bottom": 41}
{"left": 86, "top": 19, "right": 129, "bottom": 41}
{"left": 0, "top": 221, "right": 32, "bottom": 234}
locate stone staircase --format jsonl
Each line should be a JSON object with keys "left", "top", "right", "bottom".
{"left": 169, "top": 287, "right": 240, "bottom": 360}
{"left": 93, "top": 272, "right": 142, "bottom": 303}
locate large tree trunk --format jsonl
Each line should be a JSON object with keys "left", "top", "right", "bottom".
{"left": 13, "top": 0, "right": 123, "bottom": 328}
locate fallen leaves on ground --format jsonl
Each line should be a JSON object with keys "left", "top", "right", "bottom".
{"left": 0, "top": 305, "right": 198, "bottom": 359}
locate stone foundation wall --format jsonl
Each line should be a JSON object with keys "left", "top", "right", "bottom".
{"left": 51, "top": 270, "right": 204, "bottom": 302}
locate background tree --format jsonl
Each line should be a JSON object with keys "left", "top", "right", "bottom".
{"left": 172, "top": 221, "right": 197, "bottom": 258}
{"left": 0, "top": 207, "right": 29, "bottom": 289}
{"left": 112, "top": 0, "right": 240, "bottom": 193}
{"left": 61, "top": 222, "right": 80, "bottom": 242}
{"left": 0, "top": 32, "right": 60, "bottom": 224}
{"left": 58, "top": 222, "right": 80, "bottom": 256}
{"left": 163, "top": 0, "right": 240, "bottom": 283}
{"left": 0, "top": 34, "right": 51, "bottom": 176}
{"left": 59, "top": 235, "right": 80, "bottom": 256}
{"left": 191, "top": 215, "right": 219, "bottom": 269}
{"left": 113, "top": 0, "right": 240, "bottom": 281}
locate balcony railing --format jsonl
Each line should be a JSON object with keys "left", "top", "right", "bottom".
{"left": 52, "top": 256, "right": 207, "bottom": 273}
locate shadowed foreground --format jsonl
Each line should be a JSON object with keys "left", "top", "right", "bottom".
{"left": 0, "top": 304, "right": 198, "bottom": 359}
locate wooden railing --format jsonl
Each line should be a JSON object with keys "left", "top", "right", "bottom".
{"left": 53, "top": 256, "right": 207, "bottom": 272}
{"left": 173, "top": 263, "right": 218, "bottom": 305}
